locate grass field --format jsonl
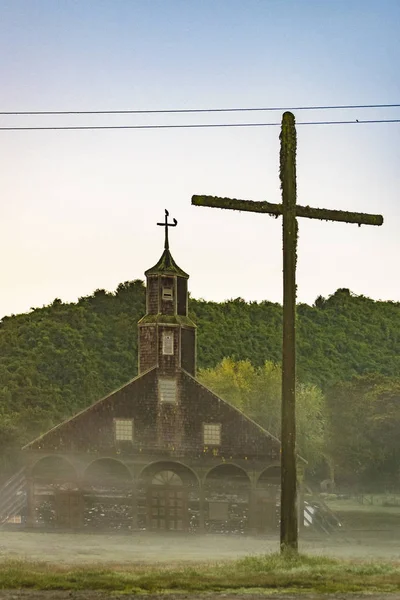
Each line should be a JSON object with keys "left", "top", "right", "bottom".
{"left": 1, "top": 500, "right": 399, "bottom": 595}
{"left": 325, "top": 494, "right": 400, "bottom": 514}
{"left": 1, "top": 553, "right": 400, "bottom": 594}
{"left": 322, "top": 494, "right": 400, "bottom": 530}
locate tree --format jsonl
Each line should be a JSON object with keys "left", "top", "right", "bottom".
{"left": 326, "top": 374, "right": 400, "bottom": 489}
{"left": 199, "top": 358, "right": 327, "bottom": 470}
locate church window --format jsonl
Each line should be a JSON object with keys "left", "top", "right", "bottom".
{"left": 152, "top": 471, "right": 183, "bottom": 486}
{"left": 114, "top": 418, "right": 133, "bottom": 441}
{"left": 203, "top": 423, "right": 221, "bottom": 446}
{"left": 162, "top": 287, "right": 173, "bottom": 301}
{"left": 162, "top": 331, "right": 174, "bottom": 355}
{"left": 159, "top": 378, "right": 177, "bottom": 403}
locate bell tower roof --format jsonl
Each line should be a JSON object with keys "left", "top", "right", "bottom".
{"left": 145, "top": 209, "right": 189, "bottom": 279}
{"left": 145, "top": 248, "right": 189, "bottom": 278}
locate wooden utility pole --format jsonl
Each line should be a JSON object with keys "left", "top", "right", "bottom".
{"left": 280, "top": 112, "right": 298, "bottom": 550}
{"left": 191, "top": 111, "right": 383, "bottom": 552}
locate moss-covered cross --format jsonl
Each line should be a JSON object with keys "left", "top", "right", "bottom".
{"left": 191, "top": 111, "right": 383, "bottom": 553}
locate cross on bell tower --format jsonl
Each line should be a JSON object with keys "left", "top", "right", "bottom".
{"left": 157, "top": 209, "right": 177, "bottom": 250}
{"left": 137, "top": 210, "right": 197, "bottom": 377}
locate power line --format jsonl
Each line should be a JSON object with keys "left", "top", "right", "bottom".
{"left": 0, "top": 103, "right": 399, "bottom": 116}
{"left": 0, "top": 119, "right": 399, "bottom": 131}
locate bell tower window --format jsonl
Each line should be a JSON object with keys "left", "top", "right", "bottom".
{"left": 177, "top": 277, "right": 187, "bottom": 316}
{"left": 162, "top": 287, "right": 173, "bottom": 301}
{"left": 162, "top": 331, "right": 174, "bottom": 355}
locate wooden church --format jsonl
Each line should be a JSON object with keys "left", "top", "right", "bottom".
{"left": 22, "top": 213, "right": 283, "bottom": 533}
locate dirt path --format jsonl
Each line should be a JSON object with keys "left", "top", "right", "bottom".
{"left": 1, "top": 529, "right": 400, "bottom": 565}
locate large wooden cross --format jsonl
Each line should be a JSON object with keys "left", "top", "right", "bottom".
{"left": 192, "top": 112, "right": 383, "bottom": 552}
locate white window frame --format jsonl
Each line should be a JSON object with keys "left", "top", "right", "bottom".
{"left": 159, "top": 378, "right": 177, "bottom": 404}
{"left": 203, "top": 423, "right": 221, "bottom": 446}
{"left": 114, "top": 418, "right": 133, "bottom": 442}
{"left": 162, "top": 330, "right": 174, "bottom": 355}
{"left": 162, "top": 287, "right": 173, "bottom": 301}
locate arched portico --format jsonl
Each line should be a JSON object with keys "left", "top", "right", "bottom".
{"left": 203, "top": 464, "right": 251, "bottom": 533}
{"left": 26, "top": 455, "right": 80, "bottom": 529}
{"left": 257, "top": 465, "right": 281, "bottom": 486}
{"left": 31, "top": 455, "right": 77, "bottom": 483}
{"left": 139, "top": 461, "right": 200, "bottom": 531}
{"left": 84, "top": 458, "right": 132, "bottom": 487}
{"left": 82, "top": 458, "right": 133, "bottom": 531}
{"left": 255, "top": 465, "right": 281, "bottom": 533}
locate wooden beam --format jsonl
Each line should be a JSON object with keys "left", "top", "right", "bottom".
{"left": 192, "top": 195, "right": 383, "bottom": 226}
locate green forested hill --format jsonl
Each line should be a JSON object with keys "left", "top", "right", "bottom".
{"left": 1, "top": 281, "right": 400, "bottom": 474}
{"left": 194, "top": 287, "right": 400, "bottom": 385}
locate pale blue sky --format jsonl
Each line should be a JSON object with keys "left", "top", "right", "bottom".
{"left": 1, "top": 0, "right": 399, "bottom": 318}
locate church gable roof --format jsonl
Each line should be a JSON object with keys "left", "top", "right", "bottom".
{"left": 180, "top": 369, "right": 281, "bottom": 447}
{"left": 24, "top": 366, "right": 301, "bottom": 462}
{"left": 180, "top": 370, "right": 306, "bottom": 462}
{"left": 23, "top": 367, "right": 158, "bottom": 452}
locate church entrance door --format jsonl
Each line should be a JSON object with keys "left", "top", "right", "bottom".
{"left": 148, "top": 471, "right": 188, "bottom": 531}
{"left": 54, "top": 491, "right": 83, "bottom": 529}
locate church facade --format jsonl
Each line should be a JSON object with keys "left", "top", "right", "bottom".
{"left": 23, "top": 217, "right": 283, "bottom": 533}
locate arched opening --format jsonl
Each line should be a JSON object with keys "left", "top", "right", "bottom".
{"left": 257, "top": 465, "right": 281, "bottom": 486}
{"left": 139, "top": 461, "right": 199, "bottom": 532}
{"left": 256, "top": 465, "right": 281, "bottom": 533}
{"left": 30, "top": 456, "right": 78, "bottom": 529}
{"left": 84, "top": 458, "right": 132, "bottom": 487}
{"left": 31, "top": 455, "right": 76, "bottom": 482}
{"left": 204, "top": 464, "right": 251, "bottom": 533}
{"left": 83, "top": 459, "right": 133, "bottom": 531}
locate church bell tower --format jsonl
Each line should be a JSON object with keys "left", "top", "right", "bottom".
{"left": 138, "top": 210, "right": 196, "bottom": 376}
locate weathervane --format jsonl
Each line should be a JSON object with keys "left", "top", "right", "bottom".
{"left": 157, "top": 209, "right": 178, "bottom": 250}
